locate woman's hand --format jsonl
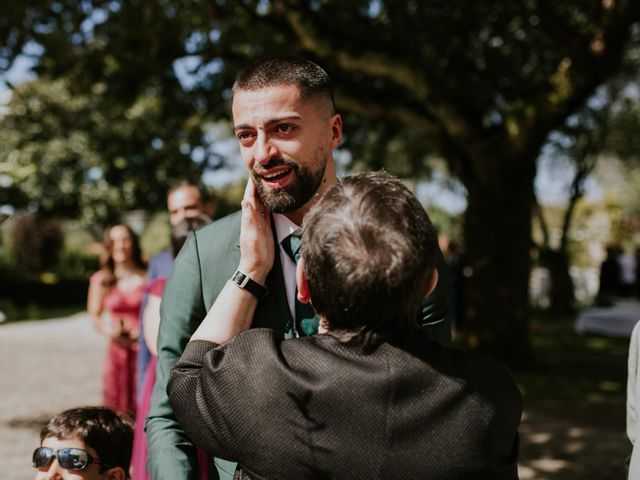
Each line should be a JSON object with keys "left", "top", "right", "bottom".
{"left": 238, "top": 178, "right": 274, "bottom": 285}
{"left": 110, "top": 319, "right": 137, "bottom": 346}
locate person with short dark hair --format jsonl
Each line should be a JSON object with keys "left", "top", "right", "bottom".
{"left": 147, "top": 56, "right": 452, "bottom": 480}
{"left": 168, "top": 172, "right": 522, "bottom": 480}
{"left": 33, "top": 406, "right": 133, "bottom": 480}
{"left": 137, "top": 183, "right": 214, "bottom": 394}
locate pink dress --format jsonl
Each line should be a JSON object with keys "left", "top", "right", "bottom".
{"left": 90, "top": 271, "right": 144, "bottom": 414}
{"left": 131, "top": 278, "right": 209, "bottom": 480}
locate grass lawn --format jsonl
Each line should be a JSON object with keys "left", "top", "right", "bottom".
{"left": 515, "top": 313, "right": 628, "bottom": 415}
{"left": 513, "top": 312, "right": 631, "bottom": 479}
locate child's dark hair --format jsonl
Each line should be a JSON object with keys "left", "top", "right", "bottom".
{"left": 40, "top": 406, "right": 134, "bottom": 474}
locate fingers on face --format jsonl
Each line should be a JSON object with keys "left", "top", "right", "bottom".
{"left": 244, "top": 179, "right": 265, "bottom": 211}
{"left": 243, "top": 177, "right": 255, "bottom": 202}
{"left": 241, "top": 200, "right": 265, "bottom": 234}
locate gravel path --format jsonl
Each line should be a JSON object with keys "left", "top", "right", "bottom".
{"left": 0, "top": 313, "right": 106, "bottom": 480}
{"left": 0, "top": 312, "right": 631, "bottom": 479}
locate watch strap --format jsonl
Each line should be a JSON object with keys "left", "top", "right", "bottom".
{"left": 230, "top": 269, "right": 269, "bottom": 300}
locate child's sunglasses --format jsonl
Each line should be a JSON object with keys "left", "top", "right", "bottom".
{"left": 32, "top": 447, "right": 102, "bottom": 471}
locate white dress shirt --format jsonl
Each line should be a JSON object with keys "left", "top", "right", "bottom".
{"left": 273, "top": 213, "right": 301, "bottom": 321}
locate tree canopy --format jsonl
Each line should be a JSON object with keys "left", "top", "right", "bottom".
{"left": 1, "top": 0, "right": 639, "bottom": 362}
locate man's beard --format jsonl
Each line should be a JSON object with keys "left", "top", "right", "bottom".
{"left": 252, "top": 148, "right": 327, "bottom": 213}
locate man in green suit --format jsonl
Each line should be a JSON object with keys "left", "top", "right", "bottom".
{"left": 146, "top": 56, "right": 452, "bottom": 480}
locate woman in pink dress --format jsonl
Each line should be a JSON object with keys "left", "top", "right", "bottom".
{"left": 88, "top": 223, "right": 146, "bottom": 414}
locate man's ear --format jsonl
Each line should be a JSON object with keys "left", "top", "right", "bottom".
{"left": 330, "top": 114, "right": 343, "bottom": 150}
{"left": 296, "top": 259, "right": 311, "bottom": 304}
{"left": 204, "top": 201, "right": 215, "bottom": 219}
{"left": 104, "top": 466, "right": 126, "bottom": 480}
{"left": 423, "top": 269, "right": 439, "bottom": 298}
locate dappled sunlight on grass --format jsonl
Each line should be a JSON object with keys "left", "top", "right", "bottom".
{"left": 515, "top": 314, "right": 630, "bottom": 479}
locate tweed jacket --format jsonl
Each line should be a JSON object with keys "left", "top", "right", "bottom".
{"left": 169, "top": 329, "right": 522, "bottom": 480}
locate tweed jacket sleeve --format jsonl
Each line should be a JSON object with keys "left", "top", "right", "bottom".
{"left": 168, "top": 332, "right": 305, "bottom": 477}
{"left": 168, "top": 340, "right": 234, "bottom": 458}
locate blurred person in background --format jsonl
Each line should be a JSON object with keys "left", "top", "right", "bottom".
{"left": 136, "top": 183, "right": 214, "bottom": 396}
{"left": 597, "top": 244, "right": 622, "bottom": 306}
{"left": 618, "top": 247, "right": 638, "bottom": 298}
{"left": 88, "top": 224, "right": 146, "bottom": 414}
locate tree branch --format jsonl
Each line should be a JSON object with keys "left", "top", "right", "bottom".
{"left": 272, "top": 0, "right": 480, "bottom": 143}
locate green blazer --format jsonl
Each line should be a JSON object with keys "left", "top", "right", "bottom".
{"left": 146, "top": 211, "right": 452, "bottom": 480}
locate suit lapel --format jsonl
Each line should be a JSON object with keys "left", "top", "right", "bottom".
{"left": 251, "top": 216, "right": 293, "bottom": 335}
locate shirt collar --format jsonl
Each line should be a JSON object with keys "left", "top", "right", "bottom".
{"left": 273, "top": 213, "right": 301, "bottom": 244}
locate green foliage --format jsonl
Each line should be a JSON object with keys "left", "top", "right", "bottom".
{"left": 55, "top": 249, "right": 100, "bottom": 280}
{"left": 10, "top": 213, "right": 64, "bottom": 274}
{"left": 1, "top": 1, "right": 637, "bottom": 212}
{"left": 140, "top": 211, "right": 172, "bottom": 258}
{"left": 211, "top": 179, "right": 246, "bottom": 219}
{"left": 425, "top": 205, "right": 463, "bottom": 242}
{"left": 514, "top": 313, "right": 627, "bottom": 405}
{"left": 1, "top": 0, "right": 638, "bottom": 358}
{"left": 2, "top": 214, "right": 99, "bottom": 281}
{"left": 0, "top": 74, "right": 214, "bottom": 226}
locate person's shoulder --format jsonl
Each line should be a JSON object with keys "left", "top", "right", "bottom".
{"left": 229, "top": 328, "right": 280, "bottom": 349}
{"left": 400, "top": 336, "right": 521, "bottom": 405}
{"left": 89, "top": 270, "right": 105, "bottom": 285}
{"left": 194, "top": 210, "right": 242, "bottom": 241}
{"left": 148, "top": 249, "right": 173, "bottom": 278}
{"left": 227, "top": 329, "right": 318, "bottom": 362}
{"left": 150, "top": 248, "right": 172, "bottom": 264}
{"left": 200, "top": 210, "right": 242, "bottom": 233}
{"left": 443, "top": 346, "right": 523, "bottom": 409}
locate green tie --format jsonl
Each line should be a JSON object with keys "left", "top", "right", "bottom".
{"left": 281, "top": 233, "right": 319, "bottom": 337}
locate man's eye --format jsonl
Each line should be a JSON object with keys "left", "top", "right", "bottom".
{"left": 276, "top": 124, "right": 294, "bottom": 134}
{"left": 236, "top": 131, "right": 255, "bottom": 144}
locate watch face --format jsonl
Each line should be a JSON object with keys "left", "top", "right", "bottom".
{"left": 231, "top": 270, "right": 268, "bottom": 299}
{"left": 232, "top": 270, "right": 247, "bottom": 286}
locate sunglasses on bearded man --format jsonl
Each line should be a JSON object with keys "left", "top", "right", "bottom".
{"left": 32, "top": 447, "right": 105, "bottom": 471}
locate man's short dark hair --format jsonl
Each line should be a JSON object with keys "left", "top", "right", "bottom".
{"left": 302, "top": 171, "right": 438, "bottom": 346}
{"left": 232, "top": 56, "right": 336, "bottom": 115}
{"left": 167, "top": 182, "right": 210, "bottom": 205}
{"left": 40, "top": 406, "right": 134, "bottom": 474}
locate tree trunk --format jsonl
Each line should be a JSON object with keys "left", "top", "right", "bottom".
{"left": 462, "top": 160, "right": 534, "bottom": 366}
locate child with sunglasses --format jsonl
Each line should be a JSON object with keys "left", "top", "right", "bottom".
{"left": 33, "top": 406, "right": 133, "bottom": 480}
